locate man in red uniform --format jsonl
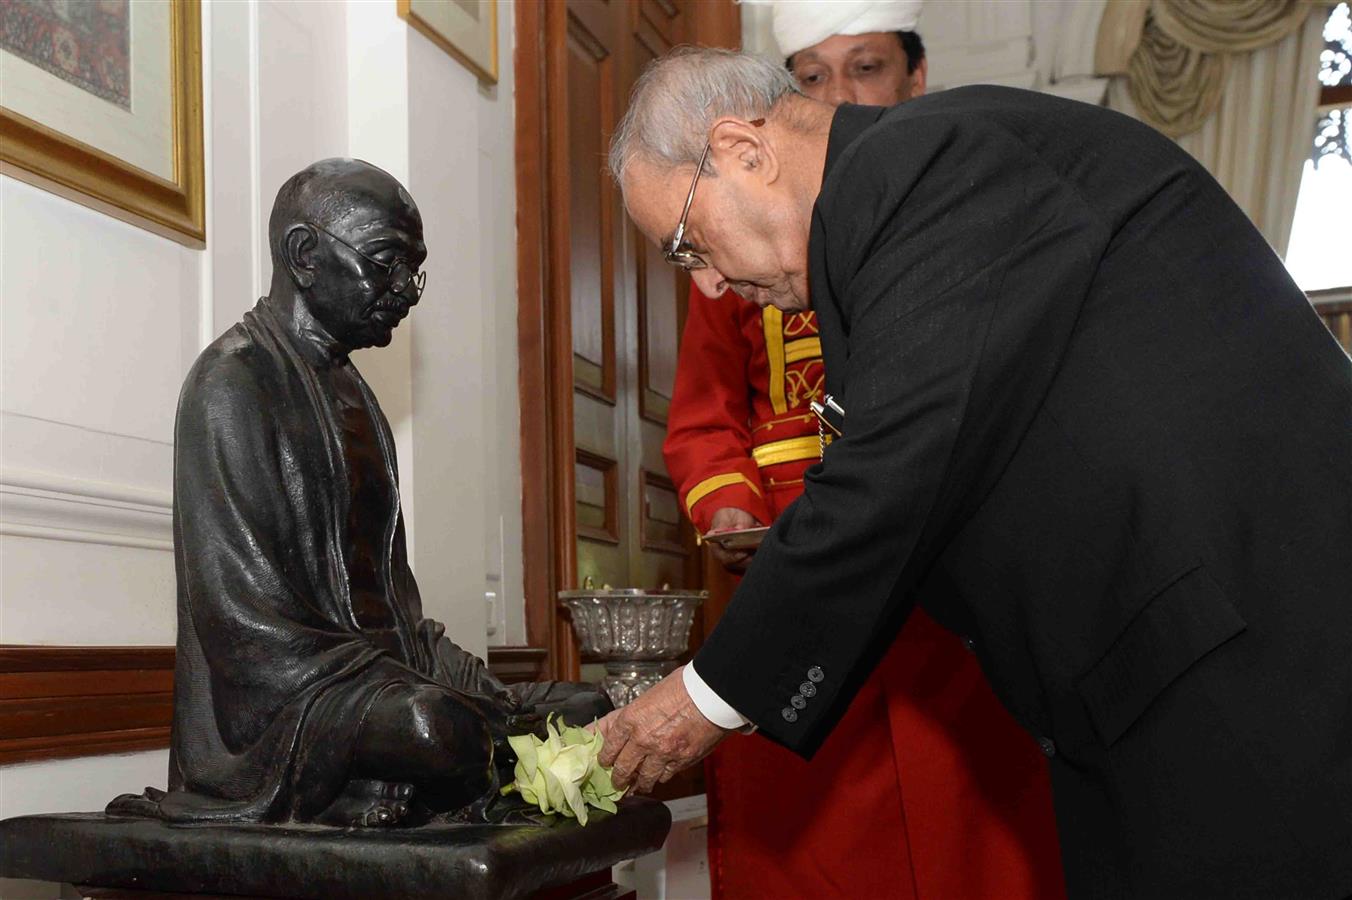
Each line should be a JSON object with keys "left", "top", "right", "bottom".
{"left": 662, "top": 3, "right": 1065, "bottom": 897}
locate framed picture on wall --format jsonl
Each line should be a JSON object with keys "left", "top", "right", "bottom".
{"left": 398, "top": 0, "right": 498, "bottom": 84}
{"left": 0, "top": 0, "right": 205, "bottom": 247}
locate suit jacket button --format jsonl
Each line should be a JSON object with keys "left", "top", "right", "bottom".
{"left": 1038, "top": 737, "right": 1056, "bottom": 757}
{"left": 790, "top": 695, "right": 807, "bottom": 710}
{"left": 807, "top": 666, "right": 825, "bottom": 683}
{"left": 962, "top": 636, "right": 976, "bottom": 653}
{"left": 799, "top": 681, "right": 817, "bottom": 698}
{"left": 781, "top": 707, "right": 799, "bottom": 723}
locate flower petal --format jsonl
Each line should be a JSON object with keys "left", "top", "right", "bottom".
{"left": 560, "top": 776, "right": 589, "bottom": 825}
{"left": 542, "top": 766, "right": 568, "bottom": 814}
{"left": 508, "top": 734, "right": 539, "bottom": 781}
{"left": 549, "top": 744, "right": 591, "bottom": 786}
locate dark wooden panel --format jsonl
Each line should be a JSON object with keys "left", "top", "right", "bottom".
{"left": 3, "top": 693, "right": 173, "bottom": 740}
{"left": 638, "top": 0, "right": 681, "bottom": 46}
{"left": 0, "top": 645, "right": 175, "bottom": 672}
{"left": 639, "top": 470, "right": 685, "bottom": 555}
{"left": 575, "top": 448, "right": 620, "bottom": 544}
{"left": 487, "top": 646, "right": 551, "bottom": 684}
{"left": 634, "top": 220, "right": 682, "bottom": 425}
{"left": 630, "top": 6, "right": 684, "bottom": 426}
{"left": 4, "top": 728, "right": 172, "bottom": 767}
{"left": 0, "top": 668, "right": 171, "bottom": 700}
{"left": 567, "top": 10, "right": 617, "bottom": 403}
{"left": 0, "top": 645, "right": 175, "bottom": 766}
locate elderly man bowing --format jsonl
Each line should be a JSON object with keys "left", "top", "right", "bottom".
{"left": 662, "top": 3, "right": 1062, "bottom": 899}
{"left": 597, "top": 49, "right": 1352, "bottom": 900}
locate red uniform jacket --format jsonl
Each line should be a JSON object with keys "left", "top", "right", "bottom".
{"left": 663, "top": 291, "right": 825, "bottom": 532}
{"left": 665, "top": 284, "right": 1065, "bottom": 900}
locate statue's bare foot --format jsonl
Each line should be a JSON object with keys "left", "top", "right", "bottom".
{"left": 317, "top": 779, "right": 415, "bottom": 828}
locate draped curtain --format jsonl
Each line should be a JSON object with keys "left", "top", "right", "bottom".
{"left": 1096, "top": 0, "right": 1325, "bottom": 255}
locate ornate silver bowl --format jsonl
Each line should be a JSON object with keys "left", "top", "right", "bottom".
{"left": 558, "top": 587, "right": 707, "bottom": 707}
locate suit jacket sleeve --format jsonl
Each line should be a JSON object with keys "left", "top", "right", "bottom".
{"left": 692, "top": 112, "right": 1109, "bottom": 756}
{"left": 663, "top": 281, "right": 773, "bottom": 533}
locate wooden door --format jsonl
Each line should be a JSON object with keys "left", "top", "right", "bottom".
{"left": 564, "top": 0, "right": 695, "bottom": 596}
{"left": 516, "top": 0, "right": 740, "bottom": 682}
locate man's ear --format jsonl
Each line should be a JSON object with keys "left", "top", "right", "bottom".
{"left": 708, "top": 117, "right": 779, "bottom": 185}
{"left": 283, "top": 223, "right": 318, "bottom": 289}
{"left": 910, "top": 57, "right": 928, "bottom": 98}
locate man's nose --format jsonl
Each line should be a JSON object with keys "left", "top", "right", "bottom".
{"left": 826, "top": 80, "right": 857, "bottom": 106}
{"left": 691, "top": 268, "right": 726, "bottom": 299}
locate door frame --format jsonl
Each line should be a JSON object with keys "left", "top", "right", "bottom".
{"left": 514, "top": 0, "right": 741, "bottom": 681}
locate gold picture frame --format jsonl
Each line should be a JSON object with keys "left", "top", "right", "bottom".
{"left": 0, "top": 0, "right": 205, "bottom": 248}
{"left": 399, "top": 0, "right": 499, "bottom": 85}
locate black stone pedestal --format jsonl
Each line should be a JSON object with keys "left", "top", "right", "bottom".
{"left": 0, "top": 798, "right": 671, "bottom": 900}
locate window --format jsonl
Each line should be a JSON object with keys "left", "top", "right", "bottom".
{"left": 1283, "top": 2, "right": 1352, "bottom": 292}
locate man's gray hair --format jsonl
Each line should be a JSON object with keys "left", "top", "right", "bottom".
{"left": 608, "top": 47, "right": 800, "bottom": 185}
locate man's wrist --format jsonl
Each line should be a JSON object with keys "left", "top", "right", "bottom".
{"left": 682, "top": 663, "right": 754, "bottom": 732}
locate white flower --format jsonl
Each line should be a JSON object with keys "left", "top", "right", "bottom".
{"left": 502, "top": 716, "right": 625, "bottom": 826}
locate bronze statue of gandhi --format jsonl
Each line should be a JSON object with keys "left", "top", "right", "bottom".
{"left": 111, "top": 159, "right": 607, "bottom": 828}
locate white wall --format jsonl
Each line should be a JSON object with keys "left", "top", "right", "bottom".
{"left": 0, "top": 1, "right": 523, "bottom": 889}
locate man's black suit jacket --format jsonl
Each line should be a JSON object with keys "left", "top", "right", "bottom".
{"left": 693, "top": 88, "right": 1352, "bottom": 898}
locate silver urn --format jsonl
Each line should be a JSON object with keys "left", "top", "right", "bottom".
{"left": 559, "top": 587, "right": 707, "bottom": 707}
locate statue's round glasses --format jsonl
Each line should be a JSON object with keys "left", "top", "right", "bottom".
{"left": 311, "top": 222, "right": 427, "bottom": 299}
{"left": 663, "top": 117, "right": 764, "bottom": 272}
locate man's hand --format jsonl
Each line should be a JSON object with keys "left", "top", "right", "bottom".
{"left": 707, "top": 507, "right": 761, "bottom": 573}
{"left": 595, "top": 667, "right": 730, "bottom": 794}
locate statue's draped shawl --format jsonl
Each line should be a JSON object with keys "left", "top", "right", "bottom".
{"left": 154, "top": 300, "right": 506, "bottom": 823}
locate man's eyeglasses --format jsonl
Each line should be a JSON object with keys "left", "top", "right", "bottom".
{"left": 664, "top": 143, "right": 712, "bottom": 271}
{"left": 663, "top": 118, "right": 764, "bottom": 272}
{"left": 311, "top": 223, "right": 427, "bottom": 299}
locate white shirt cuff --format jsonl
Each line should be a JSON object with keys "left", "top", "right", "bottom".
{"left": 682, "top": 662, "right": 753, "bottom": 731}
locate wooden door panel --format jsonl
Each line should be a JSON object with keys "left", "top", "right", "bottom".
{"left": 575, "top": 447, "right": 629, "bottom": 589}
{"left": 567, "top": 0, "right": 631, "bottom": 594}
{"left": 637, "top": 0, "right": 682, "bottom": 46}
{"left": 639, "top": 470, "right": 684, "bottom": 554}
{"left": 565, "top": 9, "right": 618, "bottom": 403}
{"left": 625, "top": 0, "right": 694, "bottom": 590}
{"left": 636, "top": 224, "right": 683, "bottom": 424}
{"left": 574, "top": 449, "right": 619, "bottom": 543}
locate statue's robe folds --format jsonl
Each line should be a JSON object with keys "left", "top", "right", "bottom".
{"left": 145, "top": 300, "right": 516, "bottom": 824}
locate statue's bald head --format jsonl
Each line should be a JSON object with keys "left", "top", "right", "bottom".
{"left": 268, "top": 158, "right": 421, "bottom": 271}
{"left": 266, "top": 159, "right": 428, "bottom": 352}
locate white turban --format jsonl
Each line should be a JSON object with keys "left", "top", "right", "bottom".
{"left": 759, "top": 0, "right": 924, "bottom": 59}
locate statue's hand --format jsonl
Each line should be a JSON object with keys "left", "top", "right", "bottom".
{"left": 506, "top": 710, "right": 547, "bottom": 738}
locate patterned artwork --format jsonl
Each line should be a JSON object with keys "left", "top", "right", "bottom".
{"left": 0, "top": 0, "right": 131, "bottom": 110}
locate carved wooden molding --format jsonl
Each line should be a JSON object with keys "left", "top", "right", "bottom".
{"left": 0, "top": 645, "right": 175, "bottom": 766}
